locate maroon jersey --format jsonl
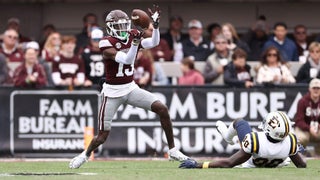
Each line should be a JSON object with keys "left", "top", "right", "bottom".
{"left": 13, "top": 63, "right": 47, "bottom": 88}
{"left": 99, "top": 30, "right": 139, "bottom": 85}
{"left": 134, "top": 55, "right": 152, "bottom": 87}
{"left": 295, "top": 92, "right": 320, "bottom": 131}
{"left": 51, "top": 54, "right": 85, "bottom": 80}
{"left": 0, "top": 46, "right": 24, "bottom": 62}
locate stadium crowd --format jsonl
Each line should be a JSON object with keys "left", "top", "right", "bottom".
{"left": 0, "top": 14, "right": 319, "bottom": 88}
{"left": 0, "top": 12, "right": 320, "bottom": 158}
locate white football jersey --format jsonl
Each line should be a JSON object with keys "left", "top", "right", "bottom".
{"left": 241, "top": 131, "right": 298, "bottom": 168}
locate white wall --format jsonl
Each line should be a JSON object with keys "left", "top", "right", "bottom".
{"left": 0, "top": 2, "right": 320, "bottom": 41}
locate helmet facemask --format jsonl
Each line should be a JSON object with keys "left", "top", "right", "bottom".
{"left": 260, "top": 111, "right": 291, "bottom": 141}
{"left": 106, "top": 19, "right": 131, "bottom": 41}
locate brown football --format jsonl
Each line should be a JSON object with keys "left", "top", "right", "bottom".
{"left": 131, "top": 9, "right": 150, "bottom": 30}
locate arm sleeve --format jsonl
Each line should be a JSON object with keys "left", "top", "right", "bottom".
{"left": 141, "top": 28, "right": 160, "bottom": 49}
{"left": 115, "top": 45, "right": 139, "bottom": 65}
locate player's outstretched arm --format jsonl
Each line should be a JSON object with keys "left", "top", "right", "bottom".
{"left": 141, "top": 4, "right": 160, "bottom": 49}
{"left": 180, "top": 149, "right": 251, "bottom": 168}
{"left": 290, "top": 153, "right": 307, "bottom": 168}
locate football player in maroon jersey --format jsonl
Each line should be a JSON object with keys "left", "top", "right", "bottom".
{"left": 69, "top": 5, "right": 190, "bottom": 169}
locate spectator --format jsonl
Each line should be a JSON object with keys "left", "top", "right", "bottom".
{"left": 256, "top": 46, "right": 296, "bottom": 85}
{"left": 180, "top": 19, "right": 211, "bottom": 61}
{"left": 51, "top": 35, "right": 89, "bottom": 88}
{"left": 12, "top": 47, "right": 47, "bottom": 88}
{"left": 0, "top": 29, "right": 24, "bottom": 62}
{"left": 221, "top": 22, "right": 250, "bottom": 55}
{"left": 39, "top": 24, "right": 57, "bottom": 50}
{"left": 6, "top": 17, "right": 31, "bottom": 44}
{"left": 26, "top": 41, "right": 54, "bottom": 87}
{"left": 207, "top": 23, "right": 221, "bottom": 52}
{"left": 293, "top": 24, "right": 310, "bottom": 63}
{"left": 294, "top": 78, "right": 320, "bottom": 157}
{"left": 41, "top": 32, "right": 61, "bottom": 62}
{"left": 134, "top": 49, "right": 153, "bottom": 88}
{"left": 0, "top": 53, "right": 12, "bottom": 85}
{"left": 75, "top": 13, "right": 98, "bottom": 54}
{"left": 224, "top": 48, "right": 254, "bottom": 88}
{"left": 296, "top": 42, "right": 320, "bottom": 84}
{"left": 161, "top": 15, "right": 189, "bottom": 56}
{"left": 242, "top": 20, "right": 269, "bottom": 61}
{"left": 81, "top": 28, "right": 105, "bottom": 85}
{"left": 178, "top": 57, "right": 204, "bottom": 85}
{"left": 263, "top": 22, "right": 299, "bottom": 61}
{"left": 203, "top": 34, "right": 232, "bottom": 84}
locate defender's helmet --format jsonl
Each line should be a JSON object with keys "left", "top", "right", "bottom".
{"left": 105, "top": 10, "right": 131, "bottom": 40}
{"left": 260, "top": 111, "right": 291, "bottom": 141}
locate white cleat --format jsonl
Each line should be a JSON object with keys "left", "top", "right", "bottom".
{"left": 69, "top": 151, "right": 89, "bottom": 169}
{"left": 168, "top": 147, "right": 190, "bottom": 162}
{"left": 216, "top": 120, "right": 234, "bottom": 145}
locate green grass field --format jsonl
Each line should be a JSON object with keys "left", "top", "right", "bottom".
{"left": 0, "top": 158, "right": 319, "bottom": 180}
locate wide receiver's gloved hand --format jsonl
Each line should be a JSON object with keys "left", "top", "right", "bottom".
{"left": 148, "top": 4, "right": 161, "bottom": 29}
{"left": 129, "top": 29, "right": 144, "bottom": 46}
{"left": 179, "top": 159, "right": 198, "bottom": 169}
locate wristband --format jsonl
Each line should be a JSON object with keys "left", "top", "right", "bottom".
{"left": 202, "top": 162, "right": 210, "bottom": 169}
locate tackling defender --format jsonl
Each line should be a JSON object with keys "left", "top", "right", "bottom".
{"left": 69, "top": 5, "right": 189, "bottom": 169}
{"left": 179, "top": 111, "right": 306, "bottom": 168}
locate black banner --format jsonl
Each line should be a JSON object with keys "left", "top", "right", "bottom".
{"left": 10, "top": 90, "right": 99, "bottom": 157}
{"left": 0, "top": 86, "right": 309, "bottom": 157}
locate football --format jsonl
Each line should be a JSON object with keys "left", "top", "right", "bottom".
{"left": 131, "top": 9, "right": 150, "bottom": 30}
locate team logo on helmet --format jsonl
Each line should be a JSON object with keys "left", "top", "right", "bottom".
{"left": 105, "top": 10, "right": 131, "bottom": 41}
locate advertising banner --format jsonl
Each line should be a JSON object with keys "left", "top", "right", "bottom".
{"left": 10, "top": 90, "right": 100, "bottom": 157}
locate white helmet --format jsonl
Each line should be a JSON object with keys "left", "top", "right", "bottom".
{"left": 105, "top": 10, "right": 131, "bottom": 40}
{"left": 260, "top": 111, "right": 291, "bottom": 141}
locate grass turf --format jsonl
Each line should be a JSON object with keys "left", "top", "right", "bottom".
{"left": 0, "top": 159, "right": 319, "bottom": 180}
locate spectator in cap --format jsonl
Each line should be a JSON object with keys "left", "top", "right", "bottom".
{"left": 81, "top": 28, "right": 105, "bottom": 85}
{"left": 7, "top": 17, "right": 31, "bottom": 44}
{"left": 294, "top": 78, "right": 320, "bottom": 157}
{"left": 207, "top": 23, "right": 221, "bottom": 52}
{"left": 0, "top": 29, "right": 24, "bottom": 62}
{"left": 179, "top": 19, "right": 211, "bottom": 62}
{"left": 26, "top": 41, "right": 54, "bottom": 86}
{"left": 12, "top": 43, "right": 47, "bottom": 88}
{"left": 161, "top": 15, "right": 189, "bottom": 61}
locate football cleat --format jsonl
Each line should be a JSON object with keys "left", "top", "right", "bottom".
{"left": 216, "top": 120, "right": 234, "bottom": 145}
{"left": 168, "top": 147, "right": 190, "bottom": 162}
{"left": 69, "top": 151, "right": 89, "bottom": 169}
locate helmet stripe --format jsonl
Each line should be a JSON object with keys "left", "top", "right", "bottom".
{"left": 278, "top": 111, "right": 289, "bottom": 137}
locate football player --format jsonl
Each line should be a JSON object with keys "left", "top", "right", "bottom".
{"left": 69, "top": 5, "right": 189, "bottom": 169}
{"left": 179, "top": 111, "right": 307, "bottom": 168}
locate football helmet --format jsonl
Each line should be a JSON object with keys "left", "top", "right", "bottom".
{"left": 105, "top": 10, "right": 131, "bottom": 40}
{"left": 260, "top": 111, "right": 291, "bottom": 141}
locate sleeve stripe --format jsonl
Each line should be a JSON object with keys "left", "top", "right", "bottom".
{"left": 253, "top": 132, "right": 260, "bottom": 153}
{"left": 250, "top": 132, "right": 259, "bottom": 154}
{"left": 289, "top": 133, "right": 297, "bottom": 155}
